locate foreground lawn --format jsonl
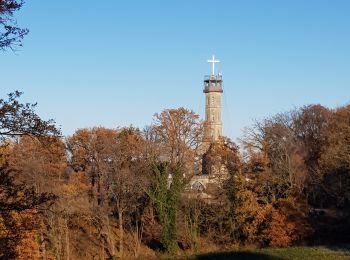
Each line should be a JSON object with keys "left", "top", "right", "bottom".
{"left": 193, "top": 246, "right": 350, "bottom": 260}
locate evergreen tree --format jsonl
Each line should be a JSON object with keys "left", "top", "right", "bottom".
{"left": 148, "top": 162, "right": 184, "bottom": 253}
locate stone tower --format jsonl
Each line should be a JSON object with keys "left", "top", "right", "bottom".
{"left": 203, "top": 55, "right": 223, "bottom": 142}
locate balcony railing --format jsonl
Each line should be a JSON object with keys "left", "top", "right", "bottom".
{"left": 204, "top": 74, "right": 223, "bottom": 81}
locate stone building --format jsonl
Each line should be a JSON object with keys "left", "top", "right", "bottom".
{"left": 203, "top": 56, "right": 223, "bottom": 142}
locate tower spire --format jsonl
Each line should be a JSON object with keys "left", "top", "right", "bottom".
{"left": 207, "top": 55, "right": 220, "bottom": 76}
{"left": 203, "top": 55, "right": 223, "bottom": 142}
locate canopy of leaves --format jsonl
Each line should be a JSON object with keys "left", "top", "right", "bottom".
{"left": 0, "top": 167, "right": 56, "bottom": 258}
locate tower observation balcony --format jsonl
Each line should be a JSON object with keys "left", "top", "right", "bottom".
{"left": 203, "top": 74, "right": 223, "bottom": 93}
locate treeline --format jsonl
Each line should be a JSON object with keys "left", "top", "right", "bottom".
{"left": 0, "top": 92, "right": 350, "bottom": 259}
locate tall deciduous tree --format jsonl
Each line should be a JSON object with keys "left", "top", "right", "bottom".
{"left": 293, "top": 105, "right": 331, "bottom": 168}
{"left": 293, "top": 105, "right": 331, "bottom": 205}
{"left": 0, "top": 92, "right": 60, "bottom": 259}
{"left": 242, "top": 112, "right": 307, "bottom": 200}
{"left": 0, "top": 90, "right": 60, "bottom": 257}
{"left": 151, "top": 107, "right": 203, "bottom": 175}
{"left": 8, "top": 136, "right": 66, "bottom": 193}
{"left": 0, "top": 167, "right": 56, "bottom": 259}
{"left": 319, "top": 105, "right": 350, "bottom": 209}
{"left": 106, "top": 127, "right": 149, "bottom": 257}
{"left": 67, "top": 127, "right": 150, "bottom": 257}
{"left": 67, "top": 127, "right": 118, "bottom": 206}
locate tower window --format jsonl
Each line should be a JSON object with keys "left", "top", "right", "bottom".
{"left": 211, "top": 96, "right": 214, "bottom": 105}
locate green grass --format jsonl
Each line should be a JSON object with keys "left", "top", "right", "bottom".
{"left": 192, "top": 246, "right": 350, "bottom": 260}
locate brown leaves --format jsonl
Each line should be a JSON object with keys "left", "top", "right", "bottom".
{"left": 261, "top": 198, "right": 312, "bottom": 247}
{"left": 8, "top": 135, "right": 66, "bottom": 193}
{"left": 318, "top": 104, "right": 350, "bottom": 208}
{"left": 151, "top": 108, "right": 203, "bottom": 176}
{"left": 0, "top": 167, "right": 55, "bottom": 258}
{"left": 261, "top": 208, "right": 295, "bottom": 247}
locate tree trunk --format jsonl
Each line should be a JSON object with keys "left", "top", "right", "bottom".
{"left": 134, "top": 222, "right": 143, "bottom": 258}
{"left": 118, "top": 210, "right": 124, "bottom": 257}
{"left": 56, "top": 217, "right": 62, "bottom": 260}
{"left": 65, "top": 218, "right": 70, "bottom": 260}
{"left": 40, "top": 230, "right": 46, "bottom": 260}
{"left": 107, "top": 216, "right": 115, "bottom": 257}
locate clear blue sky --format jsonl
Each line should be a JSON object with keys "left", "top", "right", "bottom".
{"left": 1, "top": 1, "right": 350, "bottom": 140}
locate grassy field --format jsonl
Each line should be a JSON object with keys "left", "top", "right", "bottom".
{"left": 192, "top": 246, "right": 350, "bottom": 260}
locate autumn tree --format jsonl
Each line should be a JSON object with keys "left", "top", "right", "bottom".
{"left": 189, "top": 171, "right": 265, "bottom": 246}
{"left": 242, "top": 112, "right": 307, "bottom": 201}
{"left": 151, "top": 108, "right": 203, "bottom": 175}
{"left": 66, "top": 127, "right": 121, "bottom": 257}
{"left": 292, "top": 105, "right": 331, "bottom": 205}
{"left": 0, "top": 92, "right": 60, "bottom": 258}
{"left": 48, "top": 172, "right": 96, "bottom": 260}
{"left": 293, "top": 105, "right": 331, "bottom": 168}
{"left": 105, "top": 127, "right": 149, "bottom": 257}
{"left": 67, "top": 127, "right": 151, "bottom": 257}
{"left": 0, "top": 167, "right": 55, "bottom": 259}
{"left": 226, "top": 173, "right": 266, "bottom": 244}
{"left": 202, "top": 137, "right": 240, "bottom": 195}
{"left": 0, "top": 91, "right": 60, "bottom": 140}
{"left": 67, "top": 127, "right": 118, "bottom": 206}
{"left": 0, "top": 0, "right": 28, "bottom": 50}
{"left": 319, "top": 104, "right": 350, "bottom": 209}
{"left": 8, "top": 136, "right": 66, "bottom": 193}
{"left": 147, "top": 108, "right": 204, "bottom": 253}
{"left": 259, "top": 197, "right": 312, "bottom": 247}
{"left": 5, "top": 135, "right": 74, "bottom": 258}
{"left": 260, "top": 207, "right": 295, "bottom": 247}
{"left": 241, "top": 105, "right": 335, "bottom": 246}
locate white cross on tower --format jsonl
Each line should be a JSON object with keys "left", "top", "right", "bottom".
{"left": 207, "top": 55, "right": 220, "bottom": 76}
